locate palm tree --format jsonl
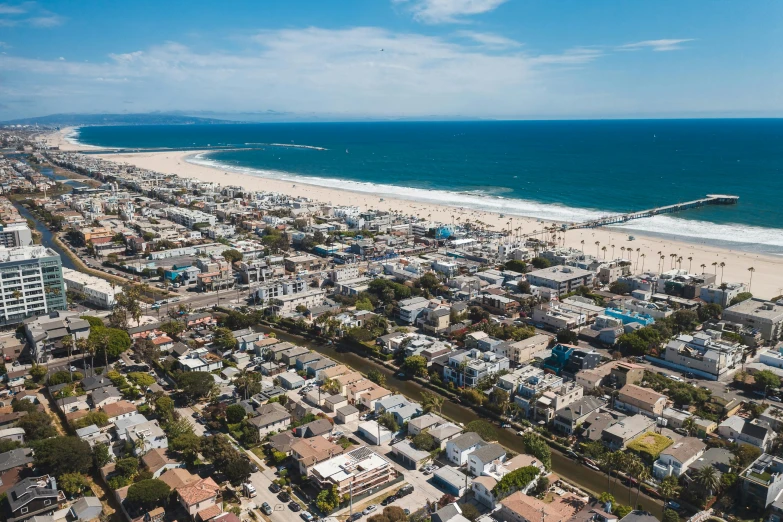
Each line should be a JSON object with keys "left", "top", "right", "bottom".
{"left": 611, "top": 244, "right": 616, "bottom": 259}
{"left": 85, "top": 337, "right": 97, "bottom": 376}
{"left": 695, "top": 465, "right": 720, "bottom": 499}
{"left": 625, "top": 453, "right": 642, "bottom": 504}
{"left": 700, "top": 263, "right": 707, "bottom": 273}
{"left": 601, "top": 246, "right": 607, "bottom": 259}
{"left": 635, "top": 248, "right": 641, "bottom": 269}
{"left": 712, "top": 261, "right": 718, "bottom": 275}
{"left": 595, "top": 241, "right": 600, "bottom": 257}
{"left": 659, "top": 255, "right": 665, "bottom": 272}
{"left": 620, "top": 246, "right": 626, "bottom": 259}
{"left": 93, "top": 328, "right": 110, "bottom": 372}
{"left": 76, "top": 337, "right": 90, "bottom": 373}
{"left": 659, "top": 476, "right": 680, "bottom": 519}
{"left": 670, "top": 253, "right": 677, "bottom": 269}
{"left": 719, "top": 262, "right": 725, "bottom": 283}
{"left": 640, "top": 253, "right": 646, "bottom": 272}
{"left": 748, "top": 266, "right": 756, "bottom": 292}
{"left": 634, "top": 465, "right": 650, "bottom": 509}
{"left": 580, "top": 240, "right": 585, "bottom": 253}
{"left": 682, "top": 416, "right": 696, "bottom": 437}
{"left": 61, "top": 335, "right": 73, "bottom": 381}
{"left": 687, "top": 256, "right": 693, "bottom": 272}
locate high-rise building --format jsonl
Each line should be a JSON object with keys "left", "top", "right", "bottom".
{"left": 0, "top": 245, "right": 66, "bottom": 326}
{"left": 0, "top": 223, "right": 33, "bottom": 248}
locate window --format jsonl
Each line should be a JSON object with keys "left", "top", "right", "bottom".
{"left": 21, "top": 507, "right": 28, "bottom": 514}
{"left": 44, "top": 499, "right": 51, "bottom": 506}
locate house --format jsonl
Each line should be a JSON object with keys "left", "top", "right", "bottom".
{"left": 290, "top": 436, "right": 344, "bottom": 476}
{"left": 615, "top": 384, "right": 667, "bottom": 418}
{"left": 127, "top": 420, "right": 169, "bottom": 456}
{"left": 429, "top": 423, "right": 464, "bottom": 449}
{"left": 601, "top": 414, "right": 656, "bottom": 451}
{"left": 408, "top": 413, "right": 445, "bottom": 436}
{"left": 293, "top": 418, "right": 332, "bottom": 439}
{"left": 652, "top": 437, "right": 706, "bottom": 479}
{"left": 336, "top": 405, "right": 359, "bottom": 424}
{"left": 391, "top": 439, "right": 431, "bottom": 470}
{"left": 374, "top": 394, "right": 423, "bottom": 425}
{"left": 277, "top": 372, "right": 305, "bottom": 390}
{"left": 683, "top": 448, "right": 734, "bottom": 493}
{"left": 101, "top": 401, "right": 137, "bottom": 424}
{"left": 267, "top": 432, "right": 297, "bottom": 457}
{"left": 114, "top": 413, "right": 149, "bottom": 441}
{"left": 718, "top": 416, "right": 773, "bottom": 451}
{"left": 90, "top": 386, "right": 123, "bottom": 408}
{"left": 176, "top": 476, "right": 221, "bottom": 519}
{"left": 310, "top": 447, "right": 397, "bottom": 499}
{"left": 467, "top": 443, "right": 506, "bottom": 477}
{"left": 249, "top": 402, "right": 291, "bottom": 436}
{"left": 142, "top": 448, "right": 185, "bottom": 478}
{"left": 69, "top": 496, "right": 103, "bottom": 522}
{"left": 552, "top": 396, "right": 606, "bottom": 435}
{"left": 323, "top": 394, "right": 348, "bottom": 413}
{"left": 54, "top": 396, "right": 89, "bottom": 414}
{"left": 75, "top": 425, "right": 111, "bottom": 449}
{"left": 5, "top": 475, "right": 65, "bottom": 522}
{"left": 446, "top": 432, "right": 487, "bottom": 465}
{"left": 741, "top": 453, "right": 783, "bottom": 510}
{"left": 433, "top": 467, "right": 473, "bottom": 497}
{"left": 358, "top": 421, "right": 392, "bottom": 445}
{"left": 498, "top": 490, "right": 585, "bottom": 522}
{"left": 159, "top": 468, "right": 200, "bottom": 492}
{"left": 355, "top": 385, "right": 393, "bottom": 411}
{"left": 80, "top": 375, "right": 112, "bottom": 392}
{"left": 0, "top": 428, "right": 25, "bottom": 444}
{"left": 0, "top": 448, "right": 34, "bottom": 495}
{"left": 609, "top": 362, "right": 645, "bottom": 388}
{"left": 471, "top": 454, "right": 544, "bottom": 509}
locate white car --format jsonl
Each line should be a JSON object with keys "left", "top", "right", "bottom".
{"left": 362, "top": 506, "right": 377, "bottom": 515}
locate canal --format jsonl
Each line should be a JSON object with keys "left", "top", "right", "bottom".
{"left": 14, "top": 203, "right": 77, "bottom": 270}
{"left": 259, "top": 326, "right": 664, "bottom": 515}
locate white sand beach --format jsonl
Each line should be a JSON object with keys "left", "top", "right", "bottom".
{"left": 47, "top": 128, "right": 783, "bottom": 299}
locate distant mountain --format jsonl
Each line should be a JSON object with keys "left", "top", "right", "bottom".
{"left": 1, "top": 112, "right": 241, "bottom": 126}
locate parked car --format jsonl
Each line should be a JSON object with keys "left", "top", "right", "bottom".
{"left": 666, "top": 501, "right": 680, "bottom": 510}
{"left": 350, "top": 514, "right": 363, "bottom": 521}
{"left": 301, "top": 512, "right": 314, "bottom": 522}
{"left": 261, "top": 503, "right": 272, "bottom": 515}
{"left": 363, "top": 505, "right": 378, "bottom": 515}
{"left": 278, "top": 491, "right": 290, "bottom": 502}
{"left": 381, "top": 496, "right": 397, "bottom": 506}
{"left": 398, "top": 485, "right": 414, "bottom": 497}
{"left": 289, "top": 501, "right": 301, "bottom": 512}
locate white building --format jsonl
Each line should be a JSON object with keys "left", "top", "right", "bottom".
{"left": 165, "top": 207, "right": 216, "bottom": 229}
{"left": 526, "top": 266, "right": 594, "bottom": 296}
{"left": 62, "top": 268, "right": 122, "bottom": 309}
{"left": 663, "top": 332, "right": 744, "bottom": 378}
{"left": 0, "top": 245, "right": 66, "bottom": 327}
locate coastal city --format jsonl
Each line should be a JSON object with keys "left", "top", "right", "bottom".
{"left": 0, "top": 126, "right": 778, "bottom": 522}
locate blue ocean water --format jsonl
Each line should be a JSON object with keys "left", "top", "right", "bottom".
{"left": 75, "top": 120, "right": 783, "bottom": 253}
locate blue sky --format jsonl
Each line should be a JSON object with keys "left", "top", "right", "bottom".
{"left": 1, "top": 0, "right": 782, "bottom": 120}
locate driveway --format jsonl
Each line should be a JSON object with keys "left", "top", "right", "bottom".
{"left": 176, "top": 406, "right": 206, "bottom": 437}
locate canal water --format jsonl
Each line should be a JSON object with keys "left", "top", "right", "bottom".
{"left": 14, "top": 203, "right": 77, "bottom": 270}
{"left": 40, "top": 167, "right": 88, "bottom": 188}
{"left": 259, "top": 326, "right": 664, "bottom": 515}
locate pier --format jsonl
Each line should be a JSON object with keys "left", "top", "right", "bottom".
{"left": 567, "top": 194, "right": 739, "bottom": 230}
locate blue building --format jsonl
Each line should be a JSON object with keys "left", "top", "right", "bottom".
{"left": 542, "top": 344, "right": 575, "bottom": 375}
{"left": 605, "top": 307, "right": 656, "bottom": 326}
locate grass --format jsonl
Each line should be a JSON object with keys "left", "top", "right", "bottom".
{"left": 749, "top": 471, "right": 772, "bottom": 483}
{"left": 627, "top": 431, "right": 673, "bottom": 458}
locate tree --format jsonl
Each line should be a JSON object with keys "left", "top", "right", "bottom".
{"left": 530, "top": 257, "right": 551, "bottom": 269}
{"left": 492, "top": 465, "right": 540, "bottom": 499}
{"left": 614, "top": 505, "right": 633, "bottom": 519}
{"left": 160, "top": 320, "right": 185, "bottom": 339}
{"left": 662, "top": 509, "right": 679, "bottom": 522}
{"left": 72, "top": 411, "right": 110, "bottom": 430}
{"left": 170, "top": 433, "right": 201, "bottom": 462}
{"left": 116, "top": 457, "right": 140, "bottom": 478}
{"left": 18, "top": 411, "right": 57, "bottom": 441}
{"left": 733, "top": 443, "right": 762, "bottom": 468}
{"left": 418, "top": 272, "right": 440, "bottom": 293}
{"left": 12, "top": 400, "right": 39, "bottom": 413}
{"left": 466, "top": 420, "right": 497, "bottom": 442}
{"left": 128, "top": 372, "right": 156, "bottom": 387}
{"left": 412, "top": 432, "right": 436, "bottom": 451}
{"left": 316, "top": 484, "right": 340, "bottom": 513}
{"left": 460, "top": 504, "right": 480, "bottom": 522}
{"left": 401, "top": 355, "right": 428, "bottom": 377}
{"left": 698, "top": 303, "right": 723, "bottom": 322}
{"left": 355, "top": 298, "right": 373, "bottom": 311}
{"left": 598, "top": 492, "right": 615, "bottom": 506}
{"left": 377, "top": 412, "right": 399, "bottom": 433}
{"left": 367, "top": 369, "right": 386, "bottom": 387}
{"left": 671, "top": 309, "right": 699, "bottom": 334}
{"left": 224, "top": 456, "right": 253, "bottom": 485}
{"left": 93, "top": 443, "right": 112, "bottom": 469}
{"left": 521, "top": 433, "right": 551, "bottom": 470}
{"left": 221, "top": 249, "right": 243, "bottom": 263}
{"left": 155, "top": 396, "right": 175, "bottom": 421}
{"left": 730, "top": 292, "right": 753, "bottom": 306}
{"left": 420, "top": 391, "right": 444, "bottom": 414}
{"left": 556, "top": 329, "right": 578, "bottom": 345}
{"left": 32, "top": 437, "right": 92, "bottom": 476}
{"left": 212, "top": 327, "right": 236, "bottom": 352}
{"left": 682, "top": 416, "right": 696, "bottom": 437}
{"left": 754, "top": 369, "right": 781, "bottom": 391}
{"left": 29, "top": 364, "right": 47, "bottom": 382}
{"left": 659, "top": 475, "right": 680, "bottom": 519}
{"left": 59, "top": 473, "right": 88, "bottom": 496}
{"left": 127, "top": 479, "right": 171, "bottom": 508}
{"left": 226, "top": 404, "right": 247, "bottom": 424}
{"left": 177, "top": 372, "right": 215, "bottom": 400}
{"left": 694, "top": 465, "right": 720, "bottom": 498}
{"left": 517, "top": 280, "right": 532, "bottom": 294}
{"left": 609, "top": 281, "right": 630, "bottom": 295}
{"left": 505, "top": 260, "right": 527, "bottom": 273}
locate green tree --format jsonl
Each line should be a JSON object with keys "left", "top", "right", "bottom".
{"left": 221, "top": 249, "right": 243, "bottom": 263}
{"left": 504, "top": 260, "right": 527, "bottom": 273}
{"left": 212, "top": 327, "right": 236, "bottom": 352}
{"left": 355, "top": 298, "right": 373, "bottom": 311}
{"left": 316, "top": 484, "right": 340, "bottom": 513}
{"left": 662, "top": 509, "right": 679, "bottom": 522}
{"left": 177, "top": 372, "right": 215, "bottom": 401}
{"left": 72, "top": 411, "right": 110, "bottom": 430}
{"left": 530, "top": 257, "right": 551, "bottom": 269}
{"left": 521, "top": 433, "right": 552, "bottom": 470}
{"left": 754, "top": 369, "right": 781, "bottom": 391}
{"left": 367, "top": 369, "right": 386, "bottom": 387}
{"left": 459, "top": 504, "right": 480, "bottom": 522}
{"left": 412, "top": 432, "right": 436, "bottom": 451}
{"left": 614, "top": 505, "right": 633, "bottom": 519}
{"left": 154, "top": 396, "right": 175, "bottom": 421}
{"left": 127, "top": 479, "right": 171, "bottom": 508}
{"left": 93, "top": 443, "right": 112, "bottom": 469}
{"left": 32, "top": 437, "right": 92, "bottom": 476}
{"left": 18, "top": 411, "right": 57, "bottom": 441}
{"left": 116, "top": 457, "right": 140, "bottom": 478}
{"left": 729, "top": 292, "right": 753, "bottom": 306}
{"left": 170, "top": 433, "right": 201, "bottom": 462}
{"left": 226, "top": 404, "right": 247, "bottom": 424}
{"left": 418, "top": 272, "right": 440, "bottom": 293}
{"left": 609, "top": 281, "right": 630, "bottom": 295}
{"left": 491, "top": 466, "right": 540, "bottom": 499}
{"left": 556, "top": 329, "right": 578, "bottom": 345}
{"left": 465, "top": 420, "right": 497, "bottom": 442}
{"left": 697, "top": 303, "right": 723, "bottom": 322}
{"left": 694, "top": 465, "right": 720, "bottom": 498}
{"left": 29, "top": 364, "right": 47, "bottom": 382}
{"left": 59, "top": 473, "right": 88, "bottom": 496}
{"left": 128, "top": 372, "right": 156, "bottom": 387}
{"left": 377, "top": 412, "right": 399, "bottom": 433}
{"left": 401, "top": 355, "right": 428, "bottom": 377}
{"left": 160, "top": 320, "right": 185, "bottom": 339}
{"left": 516, "top": 280, "right": 532, "bottom": 294}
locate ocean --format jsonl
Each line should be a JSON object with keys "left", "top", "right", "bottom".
{"left": 74, "top": 120, "right": 783, "bottom": 254}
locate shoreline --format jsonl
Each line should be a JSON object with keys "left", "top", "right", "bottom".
{"left": 45, "top": 128, "right": 783, "bottom": 299}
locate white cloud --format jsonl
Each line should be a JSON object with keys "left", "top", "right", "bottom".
{"left": 618, "top": 39, "right": 694, "bottom": 52}
{"left": 454, "top": 30, "right": 521, "bottom": 49}
{"left": 395, "top": 0, "right": 508, "bottom": 24}
{"left": 0, "top": 3, "right": 29, "bottom": 15}
{"left": 0, "top": 3, "right": 64, "bottom": 27}
{"left": 27, "top": 14, "right": 64, "bottom": 27}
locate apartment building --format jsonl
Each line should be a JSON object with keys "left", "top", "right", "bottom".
{"left": 443, "top": 349, "right": 510, "bottom": 388}
{"left": 663, "top": 332, "right": 744, "bottom": 378}
{"left": 615, "top": 384, "right": 667, "bottom": 418}
{"left": 526, "top": 266, "right": 594, "bottom": 296}
{"left": 165, "top": 208, "right": 216, "bottom": 229}
{"left": 741, "top": 454, "right": 783, "bottom": 510}
{"left": 0, "top": 223, "right": 32, "bottom": 248}
{"left": 310, "top": 447, "right": 396, "bottom": 498}
{"left": 700, "top": 282, "right": 747, "bottom": 308}
{"left": 0, "top": 246, "right": 66, "bottom": 328}
{"left": 723, "top": 298, "right": 783, "bottom": 342}
{"left": 62, "top": 268, "right": 121, "bottom": 309}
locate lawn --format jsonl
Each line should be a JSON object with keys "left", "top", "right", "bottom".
{"left": 627, "top": 432, "right": 673, "bottom": 459}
